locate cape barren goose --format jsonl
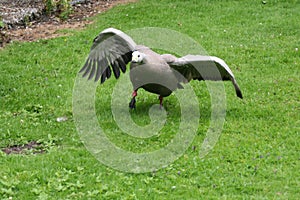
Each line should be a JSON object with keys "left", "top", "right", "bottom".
{"left": 79, "top": 28, "right": 243, "bottom": 109}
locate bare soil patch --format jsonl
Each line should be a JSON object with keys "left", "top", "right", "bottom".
{"left": 0, "top": 0, "right": 136, "bottom": 47}
{"left": 2, "top": 141, "right": 45, "bottom": 155}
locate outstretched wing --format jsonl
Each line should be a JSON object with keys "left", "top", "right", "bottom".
{"left": 164, "top": 54, "right": 243, "bottom": 99}
{"left": 79, "top": 28, "right": 136, "bottom": 83}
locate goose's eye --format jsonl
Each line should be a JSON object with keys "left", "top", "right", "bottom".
{"left": 138, "top": 55, "right": 140, "bottom": 58}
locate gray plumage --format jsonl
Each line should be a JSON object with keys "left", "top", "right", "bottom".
{"left": 79, "top": 28, "right": 243, "bottom": 108}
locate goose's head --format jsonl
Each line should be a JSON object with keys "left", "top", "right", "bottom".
{"left": 131, "top": 51, "right": 145, "bottom": 63}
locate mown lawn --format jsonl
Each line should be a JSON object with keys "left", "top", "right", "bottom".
{"left": 0, "top": 0, "right": 299, "bottom": 199}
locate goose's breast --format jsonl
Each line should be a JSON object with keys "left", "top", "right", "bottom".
{"left": 129, "top": 63, "right": 178, "bottom": 96}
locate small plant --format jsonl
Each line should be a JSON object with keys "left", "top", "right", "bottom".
{"left": 44, "top": 0, "right": 55, "bottom": 15}
{"left": 44, "top": 0, "right": 73, "bottom": 20}
{"left": 0, "top": 16, "right": 4, "bottom": 45}
{"left": 0, "top": 20, "right": 4, "bottom": 28}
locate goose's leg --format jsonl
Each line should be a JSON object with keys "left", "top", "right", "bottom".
{"left": 129, "top": 90, "right": 138, "bottom": 109}
{"left": 159, "top": 95, "right": 163, "bottom": 109}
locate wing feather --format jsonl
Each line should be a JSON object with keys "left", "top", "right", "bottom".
{"left": 101, "top": 66, "right": 112, "bottom": 84}
{"left": 82, "top": 59, "right": 92, "bottom": 78}
{"left": 79, "top": 57, "right": 90, "bottom": 74}
{"left": 111, "top": 61, "right": 121, "bottom": 79}
{"left": 94, "top": 59, "right": 102, "bottom": 82}
{"left": 117, "top": 56, "right": 127, "bottom": 73}
{"left": 168, "top": 55, "right": 243, "bottom": 98}
{"left": 88, "top": 61, "right": 96, "bottom": 80}
{"left": 80, "top": 28, "right": 136, "bottom": 83}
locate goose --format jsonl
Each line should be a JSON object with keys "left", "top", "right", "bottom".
{"left": 79, "top": 28, "right": 243, "bottom": 109}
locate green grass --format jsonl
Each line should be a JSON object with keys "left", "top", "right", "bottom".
{"left": 1, "top": 0, "right": 299, "bottom": 199}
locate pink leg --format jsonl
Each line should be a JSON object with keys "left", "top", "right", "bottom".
{"left": 129, "top": 90, "right": 138, "bottom": 109}
{"left": 132, "top": 90, "right": 137, "bottom": 98}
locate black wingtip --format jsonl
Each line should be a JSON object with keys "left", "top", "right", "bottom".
{"left": 236, "top": 89, "right": 243, "bottom": 99}
{"left": 231, "top": 78, "right": 243, "bottom": 99}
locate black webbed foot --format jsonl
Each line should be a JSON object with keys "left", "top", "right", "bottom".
{"left": 129, "top": 97, "right": 136, "bottom": 109}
